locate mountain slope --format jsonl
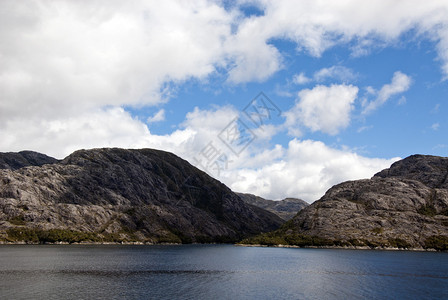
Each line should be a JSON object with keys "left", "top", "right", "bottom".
{"left": 237, "top": 193, "right": 308, "bottom": 220}
{"left": 0, "top": 148, "right": 283, "bottom": 243}
{"left": 0, "top": 151, "right": 58, "bottom": 170}
{"left": 242, "top": 155, "right": 448, "bottom": 250}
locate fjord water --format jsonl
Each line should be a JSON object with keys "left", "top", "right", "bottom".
{"left": 0, "top": 245, "right": 447, "bottom": 299}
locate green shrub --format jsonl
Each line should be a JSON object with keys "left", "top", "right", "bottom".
{"left": 6, "top": 228, "right": 39, "bottom": 243}
{"left": 424, "top": 235, "right": 448, "bottom": 251}
{"left": 6, "top": 228, "right": 99, "bottom": 244}
{"left": 348, "top": 239, "right": 365, "bottom": 247}
{"left": 417, "top": 204, "right": 437, "bottom": 216}
{"left": 388, "top": 238, "right": 411, "bottom": 249}
{"left": 8, "top": 215, "right": 26, "bottom": 225}
{"left": 371, "top": 227, "right": 383, "bottom": 234}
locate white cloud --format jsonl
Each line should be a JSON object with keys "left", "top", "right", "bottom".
{"left": 1, "top": 0, "right": 448, "bottom": 126}
{"left": 313, "top": 66, "right": 356, "bottom": 83}
{"left": 292, "top": 72, "right": 311, "bottom": 85}
{"left": 284, "top": 84, "right": 358, "bottom": 136}
{"left": 226, "top": 139, "right": 399, "bottom": 202}
{"left": 0, "top": 0, "right": 239, "bottom": 122}
{"left": 0, "top": 107, "right": 153, "bottom": 158}
{"left": 0, "top": 1, "right": 433, "bottom": 203}
{"left": 293, "top": 66, "right": 356, "bottom": 86}
{"left": 147, "top": 109, "right": 165, "bottom": 123}
{"left": 225, "top": 37, "right": 283, "bottom": 83}
{"left": 357, "top": 125, "right": 373, "bottom": 133}
{"left": 363, "top": 71, "right": 412, "bottom": 114}
{"left": 0, "top": 105, "right": 238, "bottom": 160}
{"left": 431, "top": 123, "right": 440, "bottom": 131}
{"left": 0, "top": 102, "right": 398, "bottom": 202}
{"left": 243, "top": 0, "right": 448, "bottom": 76}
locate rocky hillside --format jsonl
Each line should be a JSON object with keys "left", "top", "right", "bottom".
{"left": 0, "top": 148, "right": 283, "bottom": 244}
{"left": 237, "top": 193, "right": 308, "bottom": 220}
{"left": 243, "top": 155, "right": 448, "bottom": 250}
{"left": 0, "top": 151, "right": 58, "bottom": 170}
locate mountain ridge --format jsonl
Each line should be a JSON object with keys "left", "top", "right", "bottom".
{"left": 237, "top": 193, "right": 308, "bottom": 220}
{"left": 0, "top": 151, "right": 59, "bottom": 170}
{"left": 0, "top": 148, "right": 283, "bottom": 244}
{"left": 242, "top": 154, "right": 448, "bottom": 250}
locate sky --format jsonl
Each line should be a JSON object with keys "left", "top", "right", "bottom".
{"left": 1, "top": 0, "right": 448, "bottom": 203}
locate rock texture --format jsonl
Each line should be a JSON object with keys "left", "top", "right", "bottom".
{"left": 246, "top": 155, "right": 448, "bottom": 250}
{"left": 0, "top": 148, "right": 283, "bottom": 243}
{"left": 0, "top": 151, "right": 58, "bottom": 170}
{"left": 237, "top": 193, "right": 308, "bottom": 220}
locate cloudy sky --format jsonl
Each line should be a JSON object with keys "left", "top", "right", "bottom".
{"left": 1, "top": 0, "right": 447, "bottom": 202}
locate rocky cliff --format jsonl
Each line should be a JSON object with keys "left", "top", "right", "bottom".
{"left": 0, "top": 148, "right": 283, "bottom": 244}
{"left": 0, "top": 151, "right": 59, "bottom": 170}
{"left": 237, "top": 193, "right": 308, "bottom": 220}
{"left": 242, "top": 155, "right": 448, "bottom": 250}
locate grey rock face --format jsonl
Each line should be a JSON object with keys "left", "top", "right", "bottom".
{"left": 237, "top": 193, "right": 309, "bottom": 220}
{"left": 0, "top": 151, "right": 59, "bottom": 170}
{"left": 289, "top": 155, "right": 448, "bottom": 248}
{"left": 0, "top": 148, "right": 283, "bottom": 243}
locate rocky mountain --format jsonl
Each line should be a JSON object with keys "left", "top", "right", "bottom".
{"left": 0, "top": 151, "right": 59, "bottom": 170}
{"left": 237, "top": 193, "right": 308, "bottom": 220}
{"left": 242, "top": 155, "right": 448, "bottom": 250}
{"left": 0, "top": 148, "right": 283, "bottom": 244}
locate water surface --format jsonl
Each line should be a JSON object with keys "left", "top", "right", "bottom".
{"left": 0, "top": 245, "right": 447, "bottom": 299}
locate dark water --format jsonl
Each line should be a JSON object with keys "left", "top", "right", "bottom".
{"left": 0, "top": 245, "right": 447, "bottom": 299}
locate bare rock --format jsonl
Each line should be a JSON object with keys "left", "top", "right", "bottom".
{"left": 255, "top": 155, "right": 448, "bottom": 249}
{"left": 237, "top": 193, "right": 309, "bottom": 220}
{"left": 0, "top": 148, "right": 283, "bottom": 243}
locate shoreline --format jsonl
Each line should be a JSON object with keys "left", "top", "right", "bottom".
{"left": 236, "top": 243, "right": 440, "bottom": 252}
{"left": 0, "top": 241, "right": 444, "bottom": 251}
{"left": 0, "top": 241, "right": 182, "bottom": 246}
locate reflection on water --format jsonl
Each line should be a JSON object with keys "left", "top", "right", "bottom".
{"left": 0, "top": 245, "right": 447, "bottom": 299}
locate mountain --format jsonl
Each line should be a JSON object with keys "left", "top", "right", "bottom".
{"left": 0, "top": 148, "right": 283, "bottom": 244}
{"left": 0, "top": 151, "right": 59, "bottom": 170}
{"left": 237, "top": 193, "right": 308, "bottom": 220}
{"left": 242, "top": 155, "right": 448, "bottom": 250}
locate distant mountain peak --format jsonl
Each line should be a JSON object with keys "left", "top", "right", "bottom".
{"left": 237, "top": 193, "right": 308, "bottom": 221}
{"left": 0, "top": 151, "right": 59, "bottom": 170}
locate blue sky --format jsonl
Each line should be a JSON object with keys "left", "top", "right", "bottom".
{"left": 1, "top": 0, "right": 447, "bottom": 202}
{"left": 151, "top": 37, "right": 446, "bottom": 158}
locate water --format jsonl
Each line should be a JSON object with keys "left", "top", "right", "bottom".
{"left": 0, "top": 245, "right": 447, "bottom": 299}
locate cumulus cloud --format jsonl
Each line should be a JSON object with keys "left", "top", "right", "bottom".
{"left": 284, "top": 84, "right": 359, "bottom": 136}
{"left": 147, "top": 109, "right": 165, "bottom": 123}
{"left": 292, "top": 66, "right": 356, "bottom": 86}
{"left": 227, "top": 139, "right": 399, "bottom": 202}
{"left": 0, "top": 100, "right": 397, "bottom": 202}
{"left": 243, "top": 0, "right": 448, "bottom": 76}
{"left": 313, "top": 66, "right": 357, "bottom": 83}
{"left": 1, "top": 0, "right": 447, "bottom": 125}
{"left": 292, "top": 72, "right": 311, "bottom": 85}
{"left": 1, "top": 0, "right": 434, "bottom": 202}
{"left": 0, "top": 0, "right": 239, "bottom": 122}
{"left": 0, "top": 107, "right": 152, "bottom": 158}
{"left": 363, "top": 71, "right": 412, "bottom": 114}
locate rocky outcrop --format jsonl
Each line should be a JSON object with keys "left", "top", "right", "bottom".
{"left": 0, "top": 148, "right": 283, "bottom": 243}
{"left": 237, "top": 193, "right": 308, "bottom": 220}
{"left": 243, "top": 155, "right": 448, "bottom": 250}
{"left": 0, "top": 151, "right": 58, "bottom": 170}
